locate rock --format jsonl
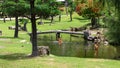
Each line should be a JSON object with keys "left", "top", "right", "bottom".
{"left": 8, "top": 26, "right": 21, "bottom": 30}
{"left": 37, "top": 46, "right": 50, "bottom": 56}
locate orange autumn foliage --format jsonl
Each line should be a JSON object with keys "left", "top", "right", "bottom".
{"left": 76, "top": 3, "right": 86, "bottom": 15}
{"left": 92, "top": 7, "right": 99, "bottom": 13}
{"left": 76, "top": 0, "right": 101, "bottom": 17}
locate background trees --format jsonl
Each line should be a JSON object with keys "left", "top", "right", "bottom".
{"left": 104, "top": 0, "right": 120, "bottom": 45}
{"left": 35, "top": 0, "right": 60, "bottom": 23}
{"left": 48, "top": 0, "right": 60, "bottom": 23}
{"left": 76, "top": 0, "right": 105, "bottom": 28}
{"left": 68, "top": 0, "right": 76, "bottom": 21}
{"left": 2, "top": 0, "right": 28, "bottom": 38}
{"left": 75, "top": 0, "right": 120, "bottom": 45}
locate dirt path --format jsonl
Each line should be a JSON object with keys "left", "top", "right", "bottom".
{"left": 0, "top": 46, "right": 5, "bottom": 48}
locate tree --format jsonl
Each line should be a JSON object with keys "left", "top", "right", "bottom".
{"left": 35, "top": 0, "right": 60, "bottom": 24}
{"left": 29, "top": 0, "right": 60, "bottom": 56}
{"left": 0, "top": 0, "right": 7, "bottom": 23}
{"left": 19, "top": 18, "right": 29, "bottom": 31}
{"left": 2, "top": 0, "right": 61, "bottom": 56}
{"left": 30, "top": 0, "right": 38, "bottom": 56}
{"left": 2, "top": 0, "right": 38, "bottom": 56}
{"left": 25, "top": 0, "right": 60, "bottom": 56}
{"left": 68, "top": 0, "right": 76, "bottom": 21}
{"left": 2, "top": 0, "right": 28, "bottom": 38}
{"left": 105, "top": 17, "right": 120, "bottom": 45}
{"left": 76, "top": 0, "right": 105, "bottom": 28}
{"left": 48, "top": 0, "right": 60, "bottom": 23}
{"left": 35, "top": 3, "right": 50, "bottom": 23}
{"left": 104, "top": 0, "right": 120, "bottom": 45}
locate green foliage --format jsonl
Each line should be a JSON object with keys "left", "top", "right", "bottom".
{"left": 81, "top": 7, "right": 94, "bottom": 19}
{"left": 48, "top": 0, "right": 60, "bottom": 16}
{"left": 74, "top": 0, "right": 86, "bottom": 5}
{"left": 104, "top": 17, "right": 120, "bottom": 45}
{"left": 68, "top": 0, "right": 76, "bottom": 13}
{"left": 1, "top": 0, "right": 60, "bottom": 20}
{"left": 81, "top": 7, "right": 101, "bottom": 19}
{"left": 103, "top": 0, "right": 120, "bottom": 45}
{"left": 35, "top": 0, "right": 60, "bottom": 19}
{"left": 2, "top": 0, "right": 29, "bottom": 17}
{"left": 111, "top": 0, "right": 120, "bottom": 19}
{"left": 35, "top": 4, "right": 50, "bottom": 19}
{"left": 19, "top": 18, "right": 29, "bottom": 24}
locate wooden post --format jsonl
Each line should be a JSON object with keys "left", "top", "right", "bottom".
{"left": 56, "top": 32, "right": 60, "bottom": 41}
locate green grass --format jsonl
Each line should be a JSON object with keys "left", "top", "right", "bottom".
{"left": 0, "top": 54, "right": 120, "bottom": 68}
{"left": 27, "top": 13, "right": 90, "bottom": 32}
{"left": 0, "top": 13, "right": 120, "bottom": 68}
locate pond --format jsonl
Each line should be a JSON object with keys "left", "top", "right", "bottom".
{"left": 37, "top": 34, "right": 120, "bottom": 59}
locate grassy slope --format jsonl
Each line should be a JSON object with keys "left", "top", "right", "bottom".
{"left": 27, "top": 13, "right": 90, "bottom": 32}
{"left": 0, "top": 13, "right": 120, "bottom": 68}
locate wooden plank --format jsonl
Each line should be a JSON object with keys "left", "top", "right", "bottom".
{"left": 28, "top": 30, "right": 84, "bottom": 35}
{"left": 70, "top": 34, "right": 80, "bottom": 38}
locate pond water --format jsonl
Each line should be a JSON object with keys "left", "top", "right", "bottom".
{"left": 37, "top": 35, "right": 119, "bottom": 59}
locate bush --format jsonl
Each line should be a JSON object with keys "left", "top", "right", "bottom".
{"left": 104, "top": 16, "right": 120, "bottom": 45}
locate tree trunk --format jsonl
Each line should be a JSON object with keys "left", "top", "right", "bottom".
{"left": 51, "top": 16, "right": 54, "bottom": 23}
{"left": 91, "top": 17, "right": 97, "bottom": 28}
{"left": 9, "top": 16, "right": 12, "bottom": 21}
{"left": 23, "top": 22, "right": 27, "bottom": 31}
{"left": 97, "top": 17, "right": 100, "bottom": 27}
{"left": 70, "top": 11, "right": 72, "bottom": 21}
{"left": 30, "top": 0, "right": 38, "bottom": 56}
{"left": 40, "top": 16, "right": 42, "bottom": 23}
{"left": 14, "top": 0, "right": 19, "bottom": 38}
{"left": 3, "top": 16, "right": 6, "bottom": 23}
{"left": 65, "top": 1, "right": 68, "bottom": 16}
{"left": 59, "top": 14, "right": 61, "bottom": 22}
{"left": 14, "top": 16, "right": 19, "bottom": 38}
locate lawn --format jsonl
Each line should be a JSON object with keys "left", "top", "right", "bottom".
{"left": 0, "top": 13, "right": 120, "bottom": 68}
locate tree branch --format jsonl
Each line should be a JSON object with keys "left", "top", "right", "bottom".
{"left": 23, "top": 15, "right": 31, "bottom": 20}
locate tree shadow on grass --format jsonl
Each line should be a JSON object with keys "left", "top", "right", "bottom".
{"left": 0, "top": 53, "right": 32, "bottom": 61}
{"left": 0, "top": 36, "right": 24, "bottom": 40}
{"left": 44, "top": 22, "right": 51, "bottom": 24}
{"left": 74, "top": 17, "right": 89, "bottom": 20}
